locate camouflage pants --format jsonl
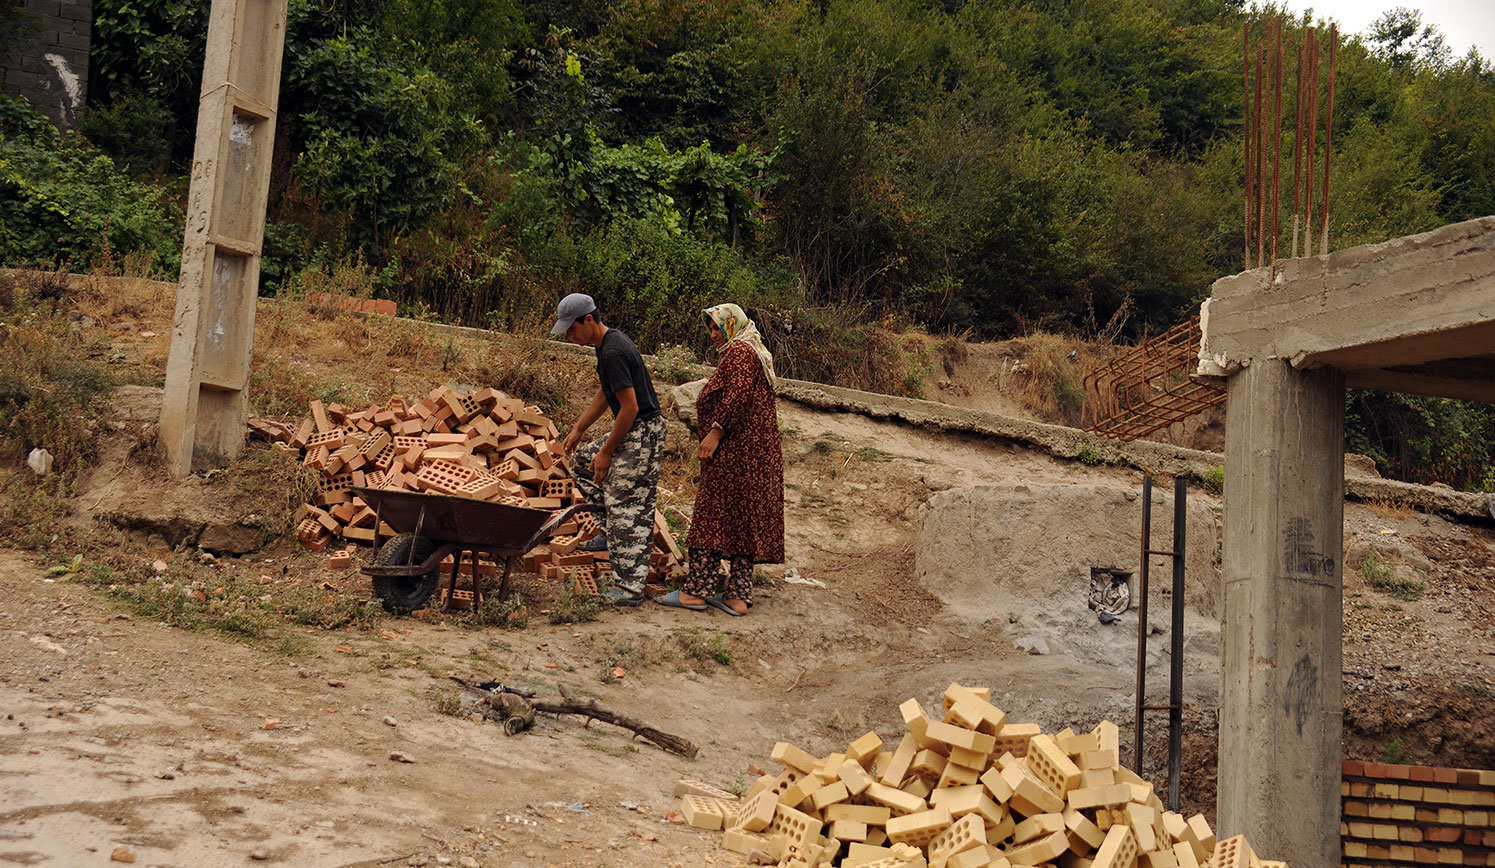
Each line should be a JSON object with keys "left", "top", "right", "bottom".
{"left": 572, "top": 415, "right": 665, "bottom": 595}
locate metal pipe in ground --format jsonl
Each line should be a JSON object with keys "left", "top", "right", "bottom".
{"left": 1135, "top": 474, "right": 1153, "bottom": 773}
{"left": 1169, "top": 476, "right": 1187, "bottom": 811}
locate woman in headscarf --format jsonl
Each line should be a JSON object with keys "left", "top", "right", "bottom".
{"left": 655, "top": 304, "right": 784, "bottom": 615}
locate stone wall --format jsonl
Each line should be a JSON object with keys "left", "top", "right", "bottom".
{"left": 1, "top": 0, "right": 92, "bottom": 127}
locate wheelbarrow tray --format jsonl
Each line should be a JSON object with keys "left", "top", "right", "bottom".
{"left": 351, "top": 487, "right": 554, "bottom": 549}
{"left": 352, "top": 487, "right": 597, "bottom": 615}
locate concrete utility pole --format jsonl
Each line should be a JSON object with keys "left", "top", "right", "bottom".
{"left": 1198, "top": 216, "right": 1495, "bottom": 868}
{"left": 159, "top": 0, "right": 288, "bottom": 476}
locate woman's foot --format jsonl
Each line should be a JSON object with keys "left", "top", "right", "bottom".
{"left": 705, "top": 594, "right": 749, "bottom": 616}
{"left": 676, "top": 591, "right": 707, "bottom": 607}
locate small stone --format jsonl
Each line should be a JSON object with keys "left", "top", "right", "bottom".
{"left": 383, "top": 715, "right": 398, "bottom": 727}
{"left": 666, "top": 811, "right": 685, "bottom": 824}
{"left": 152, "top": 560, "right": 168, "bottom": 573}
{"left": 250, "top": 846, "right": 270, "bottom": 860}
{"left": 389, "top": 752, "right": 415, "bottom": 763}
{"left": 327, "top": 680, "right": 344, "bottom": 688}
{"left": 458, "top": 857, "right": 480, "bottom": 868}
{"left": 110, "top": 846, "right": 136, "bottom": 863}
{"left": 261, "top": 718, "right": 280, "bottom": 730}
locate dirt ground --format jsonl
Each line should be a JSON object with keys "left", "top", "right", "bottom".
{"left": 3, "top": 297, "right": 1494, "bottom": 867}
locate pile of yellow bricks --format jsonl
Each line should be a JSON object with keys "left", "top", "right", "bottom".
{"left": 259, "top": 385, "right": 683, "bottom": 595}
{"left": 674, "top": 682, "right": 1285, "bottom": 868}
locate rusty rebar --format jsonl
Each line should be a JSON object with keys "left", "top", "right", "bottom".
{"left": 1292, "top": 39, "right": 1304, "bottom": 259}
{"left": 1304, "top": 27, "right": 1318, "bottom": 257}
{"left": 1320, "top": 24, "right": 1337, "bottom": 255}
{"left": 1271, "top": 16, "right": 1283, "bottom": 264}
{"left": 1243, "top": 24, "right": 1253, "bottom": 270}
{"left": 1249, "top": 44, "right": 1261, "bottom": 265}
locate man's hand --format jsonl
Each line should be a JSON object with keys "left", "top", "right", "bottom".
{"left": 561, "top": 429, "right": 581, "bottom": 458}
{"left": 591, "top": 449, "right": 613, "bottom": 483}
{"left": 697, "top": 428, "right": 722, "bottom": 462}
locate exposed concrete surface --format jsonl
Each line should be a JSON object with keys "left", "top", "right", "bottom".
{"left": 1201, "top": 215, "right": 1495, "bottom": 401}
{"left": 1218, "top": 361, "right": 1345, "bottom": 868}
{"left": 914, "top": 481, "right": 1220, "bottom": 623}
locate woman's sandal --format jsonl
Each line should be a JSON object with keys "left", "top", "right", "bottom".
{"left": 705, "top": 594, "right": 748, "bottom": 616}
{"left": 654, "top": 590, "right": 709, "bottom": 611}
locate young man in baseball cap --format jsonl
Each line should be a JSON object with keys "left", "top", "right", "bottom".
{"left": 553, "top": 293, "right": 664, "bottom": 606}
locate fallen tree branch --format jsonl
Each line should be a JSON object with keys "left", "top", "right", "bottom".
{"left": 532, "top": 685, "right": 698, "bottom": 758}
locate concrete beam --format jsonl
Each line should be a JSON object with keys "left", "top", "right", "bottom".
{"left": 1218, "top": 359, "right": 1344, "bottom": 868}
{"left": 1201, "top": 216, "right": 1495, "bottom": 377}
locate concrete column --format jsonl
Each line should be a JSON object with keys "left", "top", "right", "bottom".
{"left": 1218, "top": 359, "right": 1344, "bottom": 868}
{"left": 159, "top": 0, "right": 287, "bottom": 476}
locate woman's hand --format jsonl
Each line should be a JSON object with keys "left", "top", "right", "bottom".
{"left": 698, "top": 428, "right": 723, "bottom": 462}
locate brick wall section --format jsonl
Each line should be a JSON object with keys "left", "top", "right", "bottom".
{"left": 1342, "top": 760, "right": 1495, "bottom": 867}
{"left": 1, "top": 0, "right": 92, "bottom": 127}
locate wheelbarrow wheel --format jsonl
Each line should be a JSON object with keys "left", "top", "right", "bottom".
{"left": 371, "top": 533, "right": 441, "bottom": 614}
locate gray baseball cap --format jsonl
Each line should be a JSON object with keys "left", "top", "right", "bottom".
{"left": 550, "top": 292, "right": 597, "bottom": 335}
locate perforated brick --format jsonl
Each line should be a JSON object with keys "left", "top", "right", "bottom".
{"left": 927, "top": 812, "right": 987, "bottom": 865}
{"left": 681, "top": 794, "right": 725, "bottom": 830}
{"left": 766, "top": 803, "right": 824, "bottom": 855}
{"left": 1026, "top": 734, "right": 1082, "bottom": 797}
{"left": 1093, "top": 823, "right": 1140, "bottom": 868}
{"left": 886, "top": 806, "right": 952, "bottom": 847}
{"left": 415, "top": 460, "right": 476, "bottom": 494}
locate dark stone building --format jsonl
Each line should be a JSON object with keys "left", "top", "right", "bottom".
{"left": 1, "top": 0, "right": 92, "bottom": 127}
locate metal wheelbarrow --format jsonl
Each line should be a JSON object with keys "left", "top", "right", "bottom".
{"left": 351, "top": 487, "right": 598, "bottom": 615}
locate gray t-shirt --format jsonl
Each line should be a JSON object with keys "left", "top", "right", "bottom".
{"left": 596, "top": 329, "right": 660, "bottom": 423}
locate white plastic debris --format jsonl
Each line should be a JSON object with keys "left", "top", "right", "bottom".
{"left": 27, "top": 448, "right": 53, "bottom": 477}
{"left": 782, "top": 567, "right": 826, "bottom": 588}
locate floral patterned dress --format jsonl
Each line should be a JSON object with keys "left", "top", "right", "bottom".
{"left": 687, "top": 341, "right": 785, "bottom": 563}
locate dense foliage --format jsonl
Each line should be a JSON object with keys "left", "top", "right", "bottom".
{"left": 2, "top": 0, "right": 1494, "bottom": 486}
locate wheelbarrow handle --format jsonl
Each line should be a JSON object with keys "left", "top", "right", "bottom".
{"left": 523, "top": 502, "right": 603, "bottom": 552}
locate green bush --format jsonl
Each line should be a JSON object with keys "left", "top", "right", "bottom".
{"left": 0, "top": 96, "right": 180, "bottom": 272}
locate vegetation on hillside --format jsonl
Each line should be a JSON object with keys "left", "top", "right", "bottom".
{"left": 1, "top": 0, "right": 1493, "bottom": 487}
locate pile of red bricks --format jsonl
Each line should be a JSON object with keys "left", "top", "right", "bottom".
{"left": 677, "top": 682, "right": 1285, "bottom": 868}
{"left": 258, "top": 385, "right": 683, "bottom": 592}
{"left": 1342, "top": 759, "right": 1495, "bottom": 868}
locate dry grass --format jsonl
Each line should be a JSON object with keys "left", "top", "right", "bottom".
{"left": 996, "top": 332, "right": 1121, "bottom": 427}
{"left": 1367, "top": 497, "right": 1414, "bottom": 522}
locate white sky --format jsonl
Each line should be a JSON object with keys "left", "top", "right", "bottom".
{"left": 1277, "top": 0, "right": 1495, "bottom": 60}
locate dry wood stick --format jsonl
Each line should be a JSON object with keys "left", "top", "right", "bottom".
{"left": 532, "top": 684, "right": 699, "bottom": 757}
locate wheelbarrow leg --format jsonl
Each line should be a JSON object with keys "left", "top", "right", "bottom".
{"left": 443, "top": 549, "right": 464, "bottom": 614}
{"left": 498, "top": 556, "right": 516, "bottom": 603}
{"left": 471, "top": 552, "right": 485, "bottom": 612}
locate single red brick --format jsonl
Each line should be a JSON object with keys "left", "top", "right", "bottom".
{"left": 1433, "top": 768, "right": 1458, "bottom": 784}
{"left": 1365, "top": 763, "right": 1391, "bottom": 778}
{"left": 1387, "top": 764, "right": 1412, "bottom": 780}
{"left": 1411, "top": 766, "right": 1436, "bottom": 783}
{"left": 1464, "top": 830, "right": 1482, "bottom": 847}
{"left": 1462, "top": 854, "right": 1484, "bottom": 867}
{"left": 1344, "top": 760, "right": 1367, "bottom": 776}
{"left": 1484, "top": 831, "right": 1495, "bottom": 848}
{"left": 1456, "top": 770, "right": 1480, "bottom": 786}
{"left": 1426, "top": 827, "right": 1461, "bottom": 844}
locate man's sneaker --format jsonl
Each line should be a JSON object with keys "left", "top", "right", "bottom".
{"left": 602, "top": 586, "right": 644, "bottom": 606}
{"left": 577, "top": 535, "right": 609, "bottom": 552}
